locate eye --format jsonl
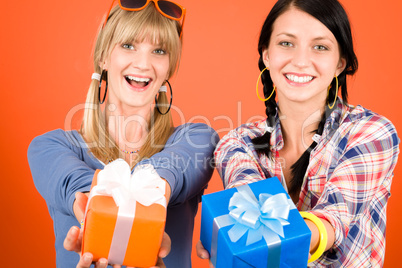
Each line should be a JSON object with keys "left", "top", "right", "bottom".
{"left": 279, "top": 41, "right": 293, "bottom": 47}
{"left": 314, "top": 45, "right": 328, "bottom": 51}
{"left": 154, "top": 49, "right": 167, "bottom": 55}
{"left": 122, "top": 43, "right": 134, "bottom": 50}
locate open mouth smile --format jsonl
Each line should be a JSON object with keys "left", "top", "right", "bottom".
{"left": 285, "top": 74, "right": 314, "bottom": 83}
{"left": 125, "top": 75, "right": 151, "bottom": 88}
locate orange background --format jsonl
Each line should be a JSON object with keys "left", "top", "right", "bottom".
{"left": 1, "top": 0, "right": 401, "bottom": 267}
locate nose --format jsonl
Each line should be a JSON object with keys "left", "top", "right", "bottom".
{"left": 132, "top": 50, "right": 151, "bottom": 70}
{"left": 291, "top": 46, "right": 311, "bottom": 69}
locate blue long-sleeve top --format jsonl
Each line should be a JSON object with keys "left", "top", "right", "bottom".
{"left": 28, "top": 123, "right": 219, "bottom": 268}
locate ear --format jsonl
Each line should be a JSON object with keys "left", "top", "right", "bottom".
{"left": 335, "top": 57, "right": 346, "bottom": 77}
{"left": 99, "top": 58, "right": 108, "bottom": 71}
{"left": 262, "top": 48, "right": 270, "bottom": 69}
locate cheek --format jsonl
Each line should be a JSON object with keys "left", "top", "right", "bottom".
{"left": 314, "top": 53, "right": 341, "bottom": 73}
{"left": 318, "top": 61, "right": 339, "bottom": 79}
{"left": 112, "top": 54, "right": 130, "bottom": 69}
{"left": 156, "top": 59, "right": 170, "bottom": 79}
{"left": 267, "top": 49, "right": 289, "bottom": 69}
{"left": 266, "top": 52, "right": 286, "bottom": 81}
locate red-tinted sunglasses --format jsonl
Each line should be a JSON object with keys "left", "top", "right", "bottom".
{"left": 103, "top": 0, "right": 186, "bottom": 37}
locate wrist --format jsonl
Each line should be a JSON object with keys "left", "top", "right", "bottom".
{"left": 304, "top": 219, "right": 320, "bottom": 252}
{"left": 300, "top": 212, "right": 328, "bottom": 263}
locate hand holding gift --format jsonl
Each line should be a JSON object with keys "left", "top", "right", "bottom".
{"left": 65, "top": 226, "right": 171, "bottom": 268}
{"left": 64, "top": 159, "right": 171, "bottom": 268}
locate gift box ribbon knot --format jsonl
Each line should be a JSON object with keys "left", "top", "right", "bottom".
{"left": 211, "top": 183, "right": 296, "bottom": 267}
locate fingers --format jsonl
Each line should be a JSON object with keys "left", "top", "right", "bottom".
{"left": 150, "top": 232, "right": 171, "bottom": 268}
{"left": 94, "top": 258, "right": 108, "bottom": 268}
{"left": 196, "top": 241, "right": 212, "bottom": 268}
{"left": 76, "top": 253, "right": 93, "bottom": 268}
{"left": 64, "top": 226, "right": 81, "bottom": 252}
{"left": 70, "top": 221, "right": 169, "bottom": 268}
{"left": 196, "top": 240, "right": 210, "bottom": 260}
{"left": 158, "top": 232, "right": 171, "bottom": 259}
{"left": 150, "top": 257, "right": 165, "bottom": 268}
{"left": 77, "top": 254, "right": 109, "bottom": 268}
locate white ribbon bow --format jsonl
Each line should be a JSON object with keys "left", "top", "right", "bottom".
{"left": 90, "top": 159, "right": 166, "bottom": 208}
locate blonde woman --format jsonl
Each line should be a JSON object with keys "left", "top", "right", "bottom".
{"left": 28, "top": 1, "right": 218, "bottom": 267}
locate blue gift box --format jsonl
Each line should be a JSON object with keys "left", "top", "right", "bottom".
{"left": 200, "top": 177, "right": 311, "bottom": 268}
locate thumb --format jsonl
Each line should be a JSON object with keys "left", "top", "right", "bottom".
{"left": 158, "top": 232, "right": 171, "bottom": 258}
{"left": 73, "top": 192, "right": 88, "bottom": 221}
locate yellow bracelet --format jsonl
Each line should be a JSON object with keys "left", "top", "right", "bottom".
{"left": 299, "top": 212, "right": 328, "bottom": 263}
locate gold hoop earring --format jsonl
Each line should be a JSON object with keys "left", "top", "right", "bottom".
{"left": 327, "top": 75, "right": 338, "bottom": 109}
{"left": 256, "top": 67, "right": 276, "bottom": 101}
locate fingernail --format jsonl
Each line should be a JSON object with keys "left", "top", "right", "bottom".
{"left": 71, "top": 226, "right": 78, "bottom": 234}
{"left": 99, "top": 258, "right": 108, "bottom": 267}
{"left": 84, "top": 254, "right": 92, "bottom": 263}
{"left": 68, "top": 227, "right": 76, "bottom": 238}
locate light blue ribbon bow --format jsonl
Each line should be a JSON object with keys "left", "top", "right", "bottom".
{"left": 227, "top": 184, "right": 293, "bottom": 245}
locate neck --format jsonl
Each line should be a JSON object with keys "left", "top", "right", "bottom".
{"left": 277, "top": 100, "right": 324, "bottom": 153}
{"left": 105, "top": 102, "right": 152, "bottom": 151}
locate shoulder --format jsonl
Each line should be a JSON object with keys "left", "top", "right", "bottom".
{"left": 340, "top": 105, "right": 399, "bottom": 145}
{"left": 220, "top": 119, "right": 266, "bottom": 143}
{"left": 28, "top": 129, "right": 86, "bottom": 156}
{"left": 330, "top": 104, "right": 400, "bottom": 159}
{"left": 215, "top": 119, "right": 267, "bottom": 155}
{"left": 169, "top": 123, "right": 219, "bottom": 141}
{"left": 33, "top": 129, "right": 83, "bottom": 144}
{"left": 161, "top": 123, "right": 219, "bottom": 150}
{"left": 173, "top": 123, "right": 216, "bottom": 134}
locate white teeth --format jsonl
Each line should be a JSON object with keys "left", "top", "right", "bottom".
{"left": 126, "top": 75, "right": 150, "bottom": 82}
{"left": 286, "top": 74, "right": 313, "bottom": 83}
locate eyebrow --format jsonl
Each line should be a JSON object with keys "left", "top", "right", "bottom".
{"left": 312, "top": 36, "right": 335, "bottom": 44}
{"left": 276, "top": 33, "right": 335, "bottom": 44}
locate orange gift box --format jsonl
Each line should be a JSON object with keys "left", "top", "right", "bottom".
{"left": 81, "top": 161, "right": 168, "bottom": 267}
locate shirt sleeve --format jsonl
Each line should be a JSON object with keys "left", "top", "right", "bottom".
{"left": 140, "top": 123, "right": 219, "bottom": 206}
{"left": 308, "top": 115, "right": 400, "bottom": 266}
{"left": 27, "top": 130, "right": 95, "bottom": 217}
{"left": 214, "top": 128, "right": 268, "bottom": 189}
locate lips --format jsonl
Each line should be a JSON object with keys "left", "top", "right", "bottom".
{"left": 125, "top": 75, "right": 151, "bottom": 88}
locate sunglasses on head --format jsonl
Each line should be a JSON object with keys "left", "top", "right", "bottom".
{"left": 103, "top": 0, "right": 186, "bottom": 37}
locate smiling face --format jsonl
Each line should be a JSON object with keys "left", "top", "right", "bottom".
{"left": 93, "top": 4, "right": 181, "bottom": 116}
{"left": 103, "top": 39, "right": 170, "bottom": 111}
{"left": 262, "top": 7, "right": 346, "bottom": 108}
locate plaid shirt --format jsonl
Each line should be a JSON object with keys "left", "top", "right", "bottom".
{"left": 214, "top": 101, "right": 399, "bottom": 267}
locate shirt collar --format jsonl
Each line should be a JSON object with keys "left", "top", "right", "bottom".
{"left": 268, "top": 98, "right": 350, "bottom": 150}
{"left": 269, "top": 112, "right": 284, "bottom": 151}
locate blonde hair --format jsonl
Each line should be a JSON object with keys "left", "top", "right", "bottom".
{"left": 81, "top": 4, "right": 182, "bottom": 167}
